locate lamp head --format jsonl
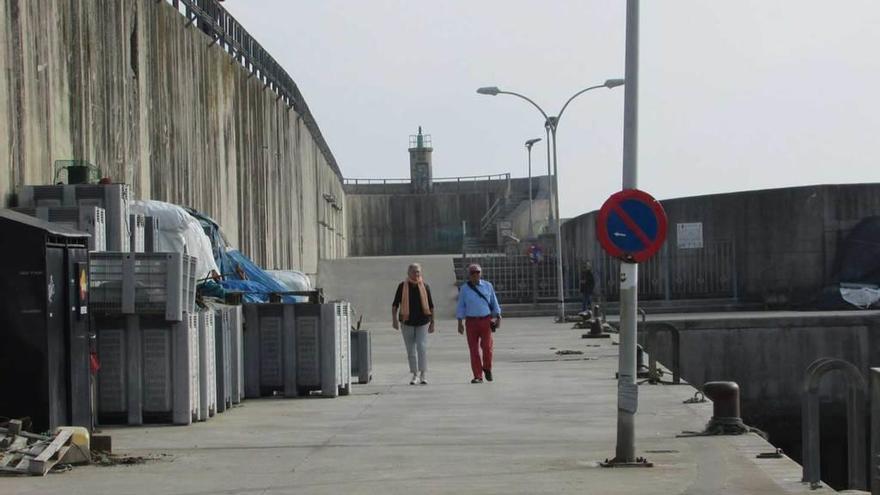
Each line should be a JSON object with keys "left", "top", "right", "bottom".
{"left": 525, "top": 138, "right": 542, "bottom": 148}
{"left": 476, "top": 86, "right": 501, "bottom": 96}
{"left": 604, "top": 78, "right": 625, "bottom": 89}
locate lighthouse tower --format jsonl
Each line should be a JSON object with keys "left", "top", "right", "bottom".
{"left": 409, "top": 126, "right": 433, "bottom": 193}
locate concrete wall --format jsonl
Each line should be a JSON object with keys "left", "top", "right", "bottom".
{"left": 643, "top": 313, "right": 880, "bottom": 412}
{"left": 0, "top": 0, "right": 345, "bottom": 274}
{"left": 562, "top": 184, "right": 880, "bottom": 304}
{"left": 346, "top": 193, "right": 490, "bottom": 256}
{"left": 345, "top": 176, "right": 552, "bottom": 256}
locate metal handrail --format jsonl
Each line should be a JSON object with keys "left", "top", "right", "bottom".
{"left": 343, "top": 173, "right": 511, "bottom": 185}
{"left": 871, "top": 367, "right": 880, "bottom": 495}
{"left": 638, "top": 322, "right": 681, "bottom": 384}
{"left": 162, "top": 0, "right": 341, "bottom": 178}
{"left": 801, "top": 357, "right": 867, "bottom": 490}
{"left": 479, "top": 197, "right": 504, "bottom": 233}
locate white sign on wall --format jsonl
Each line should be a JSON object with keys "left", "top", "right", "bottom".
{"left": 677, "top": 222, "right": 703, "bottom": 249}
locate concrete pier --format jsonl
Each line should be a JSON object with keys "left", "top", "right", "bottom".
{"left": 0, "top": 317, "right": 829, "bottom": 494}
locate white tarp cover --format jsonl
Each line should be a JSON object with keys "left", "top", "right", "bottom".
{"left": 265, "top": 270, "right": 312, "bottom": 292}
{"left": 840, "top": 284, "right": 880, "bottom": 309}
{"left": 129, "top": 200, "right": 219, "bottom": 280}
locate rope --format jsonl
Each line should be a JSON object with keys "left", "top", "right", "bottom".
{"left": 678, "top": 416, "right": 768, "bottom": 440}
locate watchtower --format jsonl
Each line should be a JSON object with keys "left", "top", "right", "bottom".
{"left": 409, "top": 126, "right": 433, "bottom": 193}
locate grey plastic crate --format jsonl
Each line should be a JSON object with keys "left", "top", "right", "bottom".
{"left": 184, "top": 255, "right": 198, "bottom": 314}
{"left": 188, "top": 313, "right": 200, "bottom": 421}
{"left": 12, "top": 206, "right": 107, "bottom": 252}
{"left": 129, "top": 214, "right": 145, "bottom": 253}
{"left": 197, "top": 310, "right": 217, "bottom": 421}
{"left": 350, "top": 330, "right": 372, "bottom": 384}
{"left": 144, "top": 216, "right": 160, "bottom": 253}
{"left": 243, "top": 303, "right": 294, "bottom": 398}
{"left": 89, "top": 252, "right": 197, "bottom": 321}
{"left": 227, "top": 306, "right": 244, "bottom": 404}
{"left": 243, "top": 303, "right": 351, "bottom": 399}
{"left": 19, "top": 184, "right": 130, "bottom": 251}
{"left": 94, "top": 315, "right": 196, "bottom": 426}
{"left": 213, "top": 306, "right": 234, "bottom": 413}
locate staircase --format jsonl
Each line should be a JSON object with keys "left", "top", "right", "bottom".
{"left": 478, "top": 192, "right": 531, "bottom": 246}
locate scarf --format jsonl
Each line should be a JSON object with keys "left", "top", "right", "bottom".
{"left": 400, "top": 276, "right": 432, "bottom": 321}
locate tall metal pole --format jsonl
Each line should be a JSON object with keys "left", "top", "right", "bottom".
{"left": 615, "top": 0, "right": 640, "bottom": 464}
{"left": 549, "top": 121, "right": 566, "bottom": 321}
{"left": 545, "top": 123, "right": 553, "bottom": 232}
{"left": 527, "top": 143, "right": 534, "bottom": 238}
{"left": 529, "top": 146, "right": 534, "bottom": 239}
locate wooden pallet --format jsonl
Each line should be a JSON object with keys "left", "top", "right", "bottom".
{"left": 0, "top": 421, "right": 74, "bottom": 476}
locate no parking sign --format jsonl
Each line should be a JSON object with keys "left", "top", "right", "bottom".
{"left": 596, "top": 189, "right": 668, "bottom": 263}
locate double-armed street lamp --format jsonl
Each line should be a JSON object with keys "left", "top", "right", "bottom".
{"left": 477, "top": 79, "right": 624, "bottom": 321}
{"left": 524, "top": 137, "right": 542, "bottom": 238}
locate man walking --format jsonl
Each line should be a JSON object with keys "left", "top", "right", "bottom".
{"left": 579, "top": 261, "right": 596, "bottom": 313}
{"left": 456, "top": 263, "right": 502, "bottom": 383}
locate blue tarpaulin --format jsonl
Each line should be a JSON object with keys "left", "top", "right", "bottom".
{"left": 185, "top": 207, "right": 304, "bottom": 303}
{"left": 219, "top": 250, "right": 302, "bottom": 303}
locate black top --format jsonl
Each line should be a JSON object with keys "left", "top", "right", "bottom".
{"left": 580, "top": 270, "right": 595, "bottom": 294}
{"left": 393, "top": 282, "right": 435, "bottom": 326}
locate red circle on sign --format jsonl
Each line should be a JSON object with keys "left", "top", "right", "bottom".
{"left": 596, "top": 189, "right": 668, "bottom": 263}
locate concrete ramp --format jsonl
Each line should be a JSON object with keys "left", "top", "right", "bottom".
{"left": 318, "top": 255, "right": 459, "bottom": 326}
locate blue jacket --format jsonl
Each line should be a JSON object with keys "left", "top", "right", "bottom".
{"left": 456, "top": 280, "right": 501, "bottom": 319}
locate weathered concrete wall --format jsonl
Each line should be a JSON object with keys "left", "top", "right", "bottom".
{"left": 562, "top": 184, "right": 880, "bottom": 304}
{"left": 0, "top": 0, "right": 345, "bottom": 274}
{"left": 346, "top": 176, "right": 551, "bottom": 256}
{"left": 346, "top": 193, "right": 489, "bottom": 256}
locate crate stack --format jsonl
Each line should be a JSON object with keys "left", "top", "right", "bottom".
{"left": 19, "top": 184, "right": 131, "bottom": 252}
{"left": 243, "top": 302, "right": 351, "bottom": 399}
{"left": 196, "top": 309, "right": 217, "bottom": 421}
{"left": 89, "top": 251, "right": 201, "bottom": 425}
{"left": 18, "top": 183, "right": 159, "bottom": 253}
{"left": 11, "top": 206, "right": 107, "bottom": 252}
{"left": 213, "top": 305, "right": 244, "bottom": 412}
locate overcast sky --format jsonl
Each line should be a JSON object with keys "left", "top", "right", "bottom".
{"left": 224, "top": 1, "right": 880, "bottom": 218}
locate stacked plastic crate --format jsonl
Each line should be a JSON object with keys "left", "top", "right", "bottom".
{"left": 213, "top": 305, "right": 243, "bottom": 412}
{"left": 196, "top": 309, "right": 216, "bottom": 421}
{"left": 89, "top": 251, "right": 200, "bottom": 425}
{"left": 19, "top": 184, "right": 131, "bottom": 252}
{"left": 242, "top": 302, "right": 351, "bottom": 399}
{"left": 11, "top": 206, "right": 107, "bottom": 252}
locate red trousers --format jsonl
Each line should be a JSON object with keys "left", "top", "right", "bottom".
{"left": 465, "top": 317, "right": 493, "bottom": 379}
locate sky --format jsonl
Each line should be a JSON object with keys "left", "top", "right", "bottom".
{"left": 223, "top": 1, "right": 880, "bottom": 218}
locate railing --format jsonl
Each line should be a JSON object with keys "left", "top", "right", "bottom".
{"left": 479, "top": 197, "right": 504, "bottom": 234}
{"left": 160, "top": 0, "right": 340, "bottom": 177}
{"left": 872, "top": 368, "right": 880, "bottom": 495}
{"left": 587, "top": 240, "right": 737, "bottom": 301}
{"left": 638, "top": 322, "right": 681, "bottom": 384}
{"left": 343, "top": 173, "right": 510, "bottom": 186}
{"left": 801, "top": 358, "right": 867, "bottom": 491}
{"left": 454, "top": 254, "right": 582, "bottom": 304}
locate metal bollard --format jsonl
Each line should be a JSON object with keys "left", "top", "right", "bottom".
{"left": 703, "top": 381, "right": 741, "bottom": 421}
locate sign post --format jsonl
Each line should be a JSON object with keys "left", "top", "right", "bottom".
{"left": 599, "top": 0, "right": 668, "bottom": 468}
{"left": 597, "top": 188, "right": 667, "bottom": 468}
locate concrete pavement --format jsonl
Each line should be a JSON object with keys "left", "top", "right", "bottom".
{"left": 1, "top": 317, "right": 832, "bottom": 494}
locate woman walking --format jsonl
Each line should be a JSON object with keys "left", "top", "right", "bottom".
{"left": 392, "top": 263, "right": 435, "bottom": 384}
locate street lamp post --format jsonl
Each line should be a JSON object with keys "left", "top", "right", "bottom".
{"left": 524, "top": 137, "right": 542, "bottom": 238}
{"left": 477, "top": 78, "right": 624, "bottom": 322}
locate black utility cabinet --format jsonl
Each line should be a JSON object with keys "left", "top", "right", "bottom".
{"left": 0, "top": 209, "right": 92, "bottom": 432}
